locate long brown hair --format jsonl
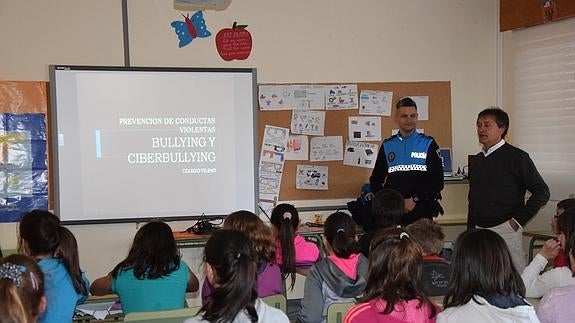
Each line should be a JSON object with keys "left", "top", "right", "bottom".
{"left": 111, "top": 221, "right": 181, "bottom": 279}
{"left": 199, "top": 230, "right": 258, "bottom": 323}
{"left": 361, "top": 227, "right": 437, "bottom": 318}
{"left": 324, "top": 211, "right": 360, "bottom": 258}
{"left": 223, "top": 210, "right": 275, "bottom": 264}
{"left": 270, "top": 203, "right": 299, "bottom": 290}
{"left": 443, "top": 229, "right": 526, "bottom": 308}
{"left": 18, "top": 210, "right": 88, "bottom": 296}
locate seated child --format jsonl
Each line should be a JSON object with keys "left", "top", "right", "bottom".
{"left": 184, "top": 230, "right": 289, "bottom": 323}
{"left": 0, "top": 254, "right": 46, "bottom": 323}
{"left": 344, "top": 228, "right": 440, "bottom": 323}
{"left": 438, "top": 229, "right": 538, "bottom": 322}
{"left": 271, "top": 203, "right": 320, "bottom": 290}
{"left": 202, "top": 210, "right": 282, "bottom": 304}
{"left": 90, "top": 221, "right": 199, "bottom": 314}
{"left": 297, "top": 212, "right": 368, "bottom": 323}
{"left": 551, "top": 198, "right": 575, "bottom": 267}
{"left": 358, "top": 188, "right": 404, "bottom": 257}
{"left": 407, "top": 218, "right": 450, "bottom": 296}
{"left": 522, "top": 207, "right": 575, "bottom": 298}
{"left": 19, "top": 210, "right": 89, "bottom": 323}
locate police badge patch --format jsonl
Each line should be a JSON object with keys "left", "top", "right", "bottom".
{"left": 388, "top": 152, "right": 395, "bottom": 162}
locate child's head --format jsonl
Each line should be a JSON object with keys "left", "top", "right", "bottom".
{"left": 323, "top": 211, "right": 360, "bottom": 258}
{"left": 557, "top": 207, "right": 575, "bottom": 260}
{"left": 18, "top": 210, "right": 61, "bottom": 256}
{"left": 371, "top": 189, "right": 404, "bottom": 228}
{"left": 557, "top": 199, "right": 575, "bottom": 216}
{"left": 18, "top": 210, "right": 88, "bottom": 296}
{"left": 112, "top": 221, "right": 180, "bottom": 280}
{"left": 270, "top": 203, "right": 300, "bottom": 231}
{"left": 553, "top": 199, "right": 575, "bottom": 234}
{"left": 200, "top": 230, "right": 258, "bottom": 323}
{"left": 0, "top": 254, "right": 46, "bottom": 323}
{"left": 363, "top": 227, "right": 435, "bottom": 316}
{"left": 406, "top": 218, "right": 445, "bottom": 256}
{"left": 444, "top": 229, "right": 525, "bottom": 308}
{"left": 270, "top": 203, "right": 300, "bottom": 289}
{"left": 223, "top": 210, "right": 275, "bottom": 263}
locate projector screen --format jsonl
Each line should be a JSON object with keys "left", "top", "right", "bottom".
{"left": 50, "top": 66, "right": 258, "bottom": 224}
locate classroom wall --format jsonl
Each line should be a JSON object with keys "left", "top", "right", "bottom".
{"left": 0, "top": 0, "right": 499, "bottom": 280}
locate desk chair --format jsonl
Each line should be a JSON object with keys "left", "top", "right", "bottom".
{"left": 261, "top": 294, "right": 287, "bottom": 313}
{"left": 123, "top": 307, "right": 200, "bottom": 323}
{"left": 302, "top": 234, "right": 326, "bottom": 257}
{"left": 421, "top": 259, "right": 451, "bottom": 297}
{"left": 326, "top": 301, "right": 354, "bottom": 323}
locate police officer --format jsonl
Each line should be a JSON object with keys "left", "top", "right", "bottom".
{"left": 369, "top": 97, "right": 444, "bottom": 225}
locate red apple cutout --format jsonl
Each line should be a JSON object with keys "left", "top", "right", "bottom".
{"left": 216, "top": 22, "right": 252, "bottom": 61}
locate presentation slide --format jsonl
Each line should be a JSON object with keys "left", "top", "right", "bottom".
{"left": 51, "top": 67, "right": 257, "bottom": 223}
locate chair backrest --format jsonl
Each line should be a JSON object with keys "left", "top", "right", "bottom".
{"left": 421, "top": 259, "right": 451, "bottom": 297}
{"left": 327, "top": 301, "right": 354, "bottom": 323}
{"left": 123, "top": 306, "right": 200, "bottom": 323}
{"left": 303, "top": 234, "right": 326, "bottom": 257}
{"left": 261, "top": 294, "right": 287, "bottom": 313}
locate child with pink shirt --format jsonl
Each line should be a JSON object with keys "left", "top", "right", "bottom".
{"left": 344, "top": 227, "right": 440, "bottom": 323}
{"left": 271, "top": 203, "right": 320, "bottom": 290}
{"left": 296, "top": 212, "right": 368, "bottom": 323}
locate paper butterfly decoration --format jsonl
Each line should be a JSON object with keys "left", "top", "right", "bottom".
{"left": 170, "top": 11, "right": 211, "bottom": 48}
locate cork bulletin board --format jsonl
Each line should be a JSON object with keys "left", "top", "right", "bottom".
{"left": 258, "top": 81, "right": 452, "bottom": 201}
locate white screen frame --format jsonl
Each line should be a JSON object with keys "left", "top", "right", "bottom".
{"left": 50, "top": 66, "right": 258, "bottom": 224}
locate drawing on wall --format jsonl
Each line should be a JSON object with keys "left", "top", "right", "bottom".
{"left": 285, "top": 135, "right": 309, "bottom": 161}
{"left": 170, "top": 11, "right": 212, "bottom": 48}
{"left": 359, "top": 90, "right": 393, "bottom": 116}
{"left": 258, "top": 84, "right": 325, "bottom": 110}
{"left": 406, "top": 95, "right": 429, "bottom": 120}
{"left": 325, "top": 84, "right": 358, "bottom": 110}
{"left": 258, "top": 125, "right": 289, "bottom": 204}
{"left": 258, "top": 85, "right": 292, "bottom": 110}
{"left": 291, "top": 110, "right": 326, "bottom": 136}
{"left": 296, "top": 165, "right": 328, "bottom": 190}
{"left": 542, "top": 0, "right": 557, "bottom": 23}
{"left": 343, "top": 141, "right": 378, "bottom": 169}
{"left": 216, "top": 22, "right": 252, "bottom": 61}
{"left": 348, "top": 116, "right": 381, "bottom": 142}
{"left": 310, "top": 136, "right": 343, "bottom": 162}
{"left": 292, "top": 85, "right": 325, "bottom": 110}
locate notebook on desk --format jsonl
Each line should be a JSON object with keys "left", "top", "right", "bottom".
{"left": 439, "top": 148, "right": 465, "bottom": 181}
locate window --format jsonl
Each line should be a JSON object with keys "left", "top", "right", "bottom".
{"left": 510, "top": 18, "right": 575, "bottom": 199}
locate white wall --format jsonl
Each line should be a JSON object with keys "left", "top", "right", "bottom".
{"left": 1, "top": 0, "right": 500, "bottom": 281}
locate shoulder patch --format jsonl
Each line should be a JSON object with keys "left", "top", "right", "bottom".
{"left": 387, "top": 151, "right": 395, "bottom": 162}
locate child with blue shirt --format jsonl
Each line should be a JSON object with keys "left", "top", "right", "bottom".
{"left": 19, "top": 210, "right": 90, "bottom": 323}
{"left": 90, "top": 221, "right": 199, "bottom": 314}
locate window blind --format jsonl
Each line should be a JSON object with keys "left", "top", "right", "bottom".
{"left": 510, "top": 18, "right": 575, "bottom": 200}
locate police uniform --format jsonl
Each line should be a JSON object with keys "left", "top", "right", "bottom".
{"left": 369, "top": 130, "right": 444, "bottom": 225}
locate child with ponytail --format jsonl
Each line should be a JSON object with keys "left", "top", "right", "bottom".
{"left": 271, "top": 203, "right": 320, "bottom": 289}
{"left": 0, "top": 254, "right": 46, "bottom": 323}
{"left": 18, "top": 210, "right": 89, "bottom": 323}
{"left": 297, "top": 212, "right": 368, "bottom": 323}
{"left": 184, "top": 230, "right": 289, "bottom": 323}
{"left": 201, "top": 210, "right": 282, "bottom": 304}
{"left": 344, "top": 227, "right": 440, "bottom": 323}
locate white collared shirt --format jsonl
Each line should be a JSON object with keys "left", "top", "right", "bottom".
{"left": 481, "top": 139, "right": 505, "bottom": 157}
